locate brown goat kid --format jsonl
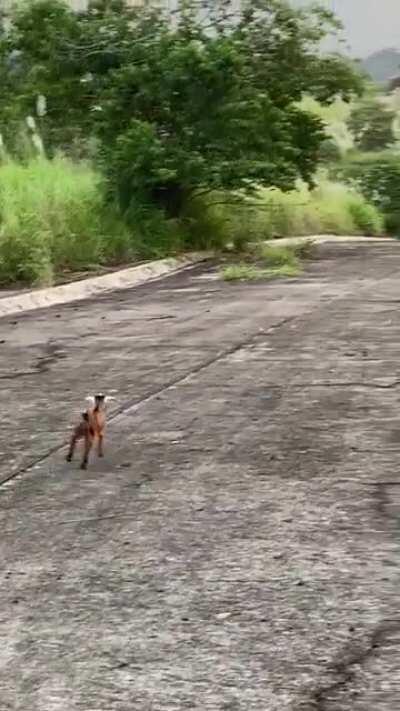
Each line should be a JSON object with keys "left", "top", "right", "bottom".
{"left": 67, "top": 394, "right": 113, "bottom": 470}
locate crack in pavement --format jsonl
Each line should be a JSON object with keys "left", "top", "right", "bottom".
{"left": 2, "top": 512, "right": 144, "bottom": 534}
{"left": 372, "top": 482, "right": 400, "bottom": 530}
{"left": 223, "top": 381, "right": 400, "bottom": 390}
{"left": 302, "top": 478, "right": 400, "bottom": 709}
{"left": 288, "top": 381, "right": 400, "bottom": 389}
{"left": 305, "top": 620, "right": 400, "bottom": 711}
{"left": 0, "top": 342, "right": 67, "bottom": 380}
{"left": 0, "top": 316, "right": 294, "bottom": 488}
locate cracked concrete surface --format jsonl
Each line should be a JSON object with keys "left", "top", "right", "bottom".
{"left": 0, "top": 241, "right": 400, "bottom": 709}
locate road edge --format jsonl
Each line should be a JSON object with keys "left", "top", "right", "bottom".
{"left": 0, "top": 235, "right": 394, "bottom": 318}
{"left": 0, "top": 252, "right": 212, "bottom": 319}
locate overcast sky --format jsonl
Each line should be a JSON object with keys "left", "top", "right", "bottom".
{"left": 36, "top": 1, "right": 400, "bottom": 59}
{"left": 296, "top": 0, "right": 400, "bottom": 58}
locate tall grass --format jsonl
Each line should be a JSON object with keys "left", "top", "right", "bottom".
{"left": 0, "top": 156, "right": 133, "bottom": 285}
{"left": 0, "top": 157, "right": 232, "bottom": 286}
{"left": 224, "top": 179, "right": 384, "bottom": 249}
{"left": 0, "top": 157, "right": 385, "bottom": 288}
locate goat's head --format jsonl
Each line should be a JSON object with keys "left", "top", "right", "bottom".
{"left": 86, "top": 394, "right": 115, "bottom": 408}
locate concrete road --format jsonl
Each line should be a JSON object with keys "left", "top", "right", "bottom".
{"left": 1, "top": 241, "right": 399, "bottom": 710}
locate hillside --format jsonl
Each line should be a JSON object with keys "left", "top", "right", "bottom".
{"left": 362, "top": 48, "right": 400, "bottom": 84}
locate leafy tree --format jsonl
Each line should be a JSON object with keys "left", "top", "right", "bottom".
{"left": 0, "top": 0, "right": 363, "bottom": 217}
{"left": 347, "top": 99, "right": 396, "bottom": 151}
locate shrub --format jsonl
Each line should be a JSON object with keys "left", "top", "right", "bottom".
{"left": 120, "top": 200, "right": 186, "bottom": 259}
{"left": 225, "top": 202, "right": 274, "bottom": 252}
{"left": 179, "top": 195, "right": 231, "bottom": 253}
{"left": 347, "top": 199, "right": 384, "bottom": 235}
{"left": 338, "top": 152, "right": 400, "bottom": 233}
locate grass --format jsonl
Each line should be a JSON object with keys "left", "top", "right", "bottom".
{"left": 0, "top": 156, "right": 134, "bottom": 286}
{"left": 0, "top": 156, "right": 385, "bottom": 288}
{"left": 222, "top": 264, "right": 261, "bottom": 281}
{"left": 0, "top": 157, "right": 231, "bottom": 286}
{"left": 260, "top": 180, "right": 384, "bottom": 237}
{"left": 222, "top": 263, "right": 300, "bottom": 282}
{"left": 221, "top": 242, "right": 304, "bottom": 282}
{"left": 259, "top": 243, "right": 300, "bottom": 268}
{"left": 221, "top": 179, "right": 384, "bottom": 251}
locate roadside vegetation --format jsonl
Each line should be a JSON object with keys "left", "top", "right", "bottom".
{"left": 0, "top": 0, "right": 394, "bottom": 287}
{"left": 303, "top": 90, "right": 400, "bottom": 235}
{"left": 225, "top": 180, "right": 383, "bottom": 248}
{"left": 221, "top": 240, "right": 317, "bottom": 282}
{"left": 0, "top": 156, "right": 134, "bottom": 285}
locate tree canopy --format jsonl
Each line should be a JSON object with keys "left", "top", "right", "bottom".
{"left": 0, "top": 0, "right": 363, "bottom": 216}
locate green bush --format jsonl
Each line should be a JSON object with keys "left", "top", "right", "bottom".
{"left": 120, "top": 200, "right": 186, "bottom": 259}
{"left": 338, "top": 152, "right": 400, "bottom": 233}
{"left": 347, "top": 200, "right": 384, "bottom": 235}
{"left": 179, "top": 196, "right": 230, "bottom": 253}
{"left": 225, "top": 203, "right": 274, "bottom": 251}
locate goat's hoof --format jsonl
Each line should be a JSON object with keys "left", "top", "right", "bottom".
{"left": 80, "top": 462, "right": 88, "bottom": 470}
{"left": 66, "top": 454, "right": 72, "bottom": 463}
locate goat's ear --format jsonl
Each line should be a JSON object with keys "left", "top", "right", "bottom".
{"left": 85, "top": 395, "right": 95, "bottom": 405}
{"left": 104, "top": 396, "right": 116, "bottom": 403}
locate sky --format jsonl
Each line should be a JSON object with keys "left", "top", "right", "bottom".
{"left": 296, "top": 0, "right": 400, "bottom": 58}
{"left": 14, "top": 1, "right": 400, "bottom": 59}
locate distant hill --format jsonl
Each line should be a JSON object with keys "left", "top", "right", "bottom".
{"left": 362, "top": 48, "right": 400, "bottom": 84}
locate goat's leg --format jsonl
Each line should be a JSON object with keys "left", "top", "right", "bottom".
{"left": 81, "top": 433, "right": 93, "bottom": 470}
{"left": 66, "top": 429, "right": 80, "bottom": 462}
{"left": 97, "top": 431, "right": 104, "bottom": 458}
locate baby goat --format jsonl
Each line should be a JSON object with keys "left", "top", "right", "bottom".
{"left": 66, "top": 394, "right": 113, "bottom": 470}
